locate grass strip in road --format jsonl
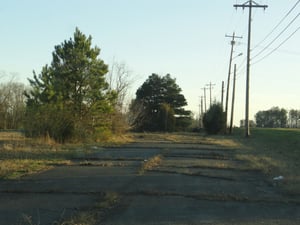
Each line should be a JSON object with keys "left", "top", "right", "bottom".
{"left": 0, "top": 159, "right": 71, "bottom": 179}
{"left": 59, "top": 192, "right": 121, "bottom": 225}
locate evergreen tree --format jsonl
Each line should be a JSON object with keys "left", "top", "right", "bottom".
{"left": 131, "top": 73, "right": 191, "bottom": 131}
{"left": 25, "top": 28, "right": 116, "bottom": 142}
{"left": 203, "top": 103, "right": 226, "bottom": 134}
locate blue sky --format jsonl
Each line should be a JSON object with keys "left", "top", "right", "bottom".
{"left": 0, "top": 0, "right": 299, "bottom": 125}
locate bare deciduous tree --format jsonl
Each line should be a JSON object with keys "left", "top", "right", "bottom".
{"left": 107, "top": 60, "right": 135, "bottom": 113}
{"left": 0, "top": 81, "right": 26, "bottom": 129}
{"left": 106, "top": 60, "right": 137, "bottom": 133}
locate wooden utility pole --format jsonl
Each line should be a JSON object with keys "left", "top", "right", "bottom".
{"left": 206, "top": 82, "right": 215, "bottom": 108}
{"left": 198, "top": 100, "right": 201, "bottom": 127}
{"left": 234, "top": 0, "right": 268, "bottom": 137}
{"left": 201, "top": 87, "right": 208, "bottom": 112}
{"left": 200, "top": 96, "right": 204, "bottom": 116}
{"left": 229, "top": 64, "right": 237, "bottom": 134}
{"left": 221, "top": 81, "right": 224, "bottom": 109}
{"left": 200, "top": 96, "right": 204, "bottom": 128}
{"left": 225, "top": 32, "right": 242, "bottom": 133}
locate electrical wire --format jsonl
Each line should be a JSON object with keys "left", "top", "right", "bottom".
{"left": 253, "top": 0, "right": 300, "bottom": 51}
{"left": 251, "top": 12, "right": 300, "bottom": 60}
{"left": 252, "top": 26, "right": 300, "bottom": 65}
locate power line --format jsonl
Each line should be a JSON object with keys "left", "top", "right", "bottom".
{"left": 236, "top": 56, "right": 247, "bottom": 73}
{"left": 252, "top": 12, "right": 300, "bottom": 60}
{"left": 253, "top": 0, "right": 300, "bottom": 51}
{"left": 240, "top": 41, "right": 300, "bottom": 56}
{"left": 252, "top": 26, "right": 300, "bottom": 65}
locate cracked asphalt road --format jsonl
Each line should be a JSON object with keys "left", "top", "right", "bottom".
{"left": 0, "top": 141, "right": 299, "bottom": 225}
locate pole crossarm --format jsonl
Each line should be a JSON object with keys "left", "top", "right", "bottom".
{"left": 206, "top": 82, "right": 216, "bottom": 108}
{"left": 234, "top": 1, "right": 268, "bottom": 10}
{"left": 225, "top": 33, "right": 243, "bottom": 45}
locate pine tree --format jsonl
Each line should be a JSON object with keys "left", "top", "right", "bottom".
{"left": 131, "top": 73, "right": 191, "bottom": 131}
{"left": 25, "top": 28, "right": 116, "bottom": 142}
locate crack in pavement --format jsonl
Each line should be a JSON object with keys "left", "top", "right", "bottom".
{"left": 1, "top": 142, "right": 299, "bottom": 225}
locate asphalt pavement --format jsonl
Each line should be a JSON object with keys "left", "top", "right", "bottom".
{"left": 0, "top": 142, "right": 299, "bottom": 225}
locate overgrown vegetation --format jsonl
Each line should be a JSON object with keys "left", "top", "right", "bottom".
{"left": 20, "top": 192, "right": 120, "bottom": 225}
{"left": 202, "top": 103, "right": 226, "bottom": 134}
{"left": 1, "top": 129, "right": 300, "bottom": 224}
{"left": 0, "top": 130, "right": 132, "bottom": 179}
{"left": 24, "top": 28, "right": 117, "bottom": 143}
{"left": 132, "top": 129, "right": 300, "bottom": 195}
{"left": 58, "top": 192, "right": 120, "bottom": 225}
{"left": 214, "top": 128, "right": 300, "bottom": 195}
{"left": 1, "top": 31, "right": 196, "bottom": 141}
{"left": 140, "top": 154, "right": 163, "bottom": 174}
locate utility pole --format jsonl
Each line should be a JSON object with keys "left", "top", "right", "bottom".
{"left": 234, "top": 0, "right": 268, "bottom": 137}
{"left": 200, "top": 96, "right": 204, "bottom": 128}
{"left": 206, "top": 82, "right": 215, "bottom": 108}
{"left": 200, "top": 96, "right": 204, "bottom": 117}
{"left": 198, "top": 98, "right": 201, "bottom": 127}
{"left": 221, "top": 81, "right": 224, "bottom": 109}
{"left": 201, "top": 87, "right": 208, "bottom": 112}
{"left": 225, "top": 32, "right": 242, "bottom": 133}
{"left": 229, "top": 64, "right": 237, "bottom": 134}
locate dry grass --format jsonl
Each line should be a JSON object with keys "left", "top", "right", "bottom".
{"left": 0, "top": 131, "right": 133, "bottom": 179}
{"left": 59, "top": 192, "right": 120, "bottom": 225}
{"left": 0, "top": 158, "right": 72, "bottom": 179}
{"left": 20, "top": 192, "right": 120, "bottom": 225}
{"left": 0, "top": 159, "right": 52, "bottom": 179}
{"left": 202, "top": 136, "right": 242, "bottom": 149}
{"left": 0, "top": 132, "right": 76, "bottom": 179}
{"left": 95, "top": 192, "right": 120, "bottom": 210}
{"left": 140, "top": 154, "right": 163, "bottom": 174}
{"left": 217, "top": 128, "right": 300, "bottom": 195}
{"left": 130, "top": 132, "right": 242, "bottom": 148}
{"left": 132, "top": 130, "right": 300, "bottom": 195}
{"left": 236, "top": 154, "right": 282, "bottom": 174}
{"left": 0, "top": 131, "right": 25, "bottom": 141}
{"left": 60, "top": 211, "right": 97, "bottom": 225}
{"left": 100, "top": 133, "right": 133, "bottom": 146}
{"left": 131, "top": 132, "right": 204, "bottom": 143}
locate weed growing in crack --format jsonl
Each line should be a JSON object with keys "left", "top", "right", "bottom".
{"left": 139, "top": 154, "right": 163, "bottom": 175}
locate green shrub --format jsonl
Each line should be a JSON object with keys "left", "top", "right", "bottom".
{"left": 203, "top": 103, "right": 226, "bottom": 134}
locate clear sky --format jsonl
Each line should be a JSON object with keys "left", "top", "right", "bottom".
{"left": 0, "top": 0, "right": 299, "bottom": 126}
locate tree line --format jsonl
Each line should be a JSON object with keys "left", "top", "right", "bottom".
{"left": 1, "top": 29, "right": 298, "bottom": 141}
{"left": 255, "top": 107, "right": 300, "bottom": 128}
{"left": 0, "top": 28, "right": 193, "bottom": 142}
